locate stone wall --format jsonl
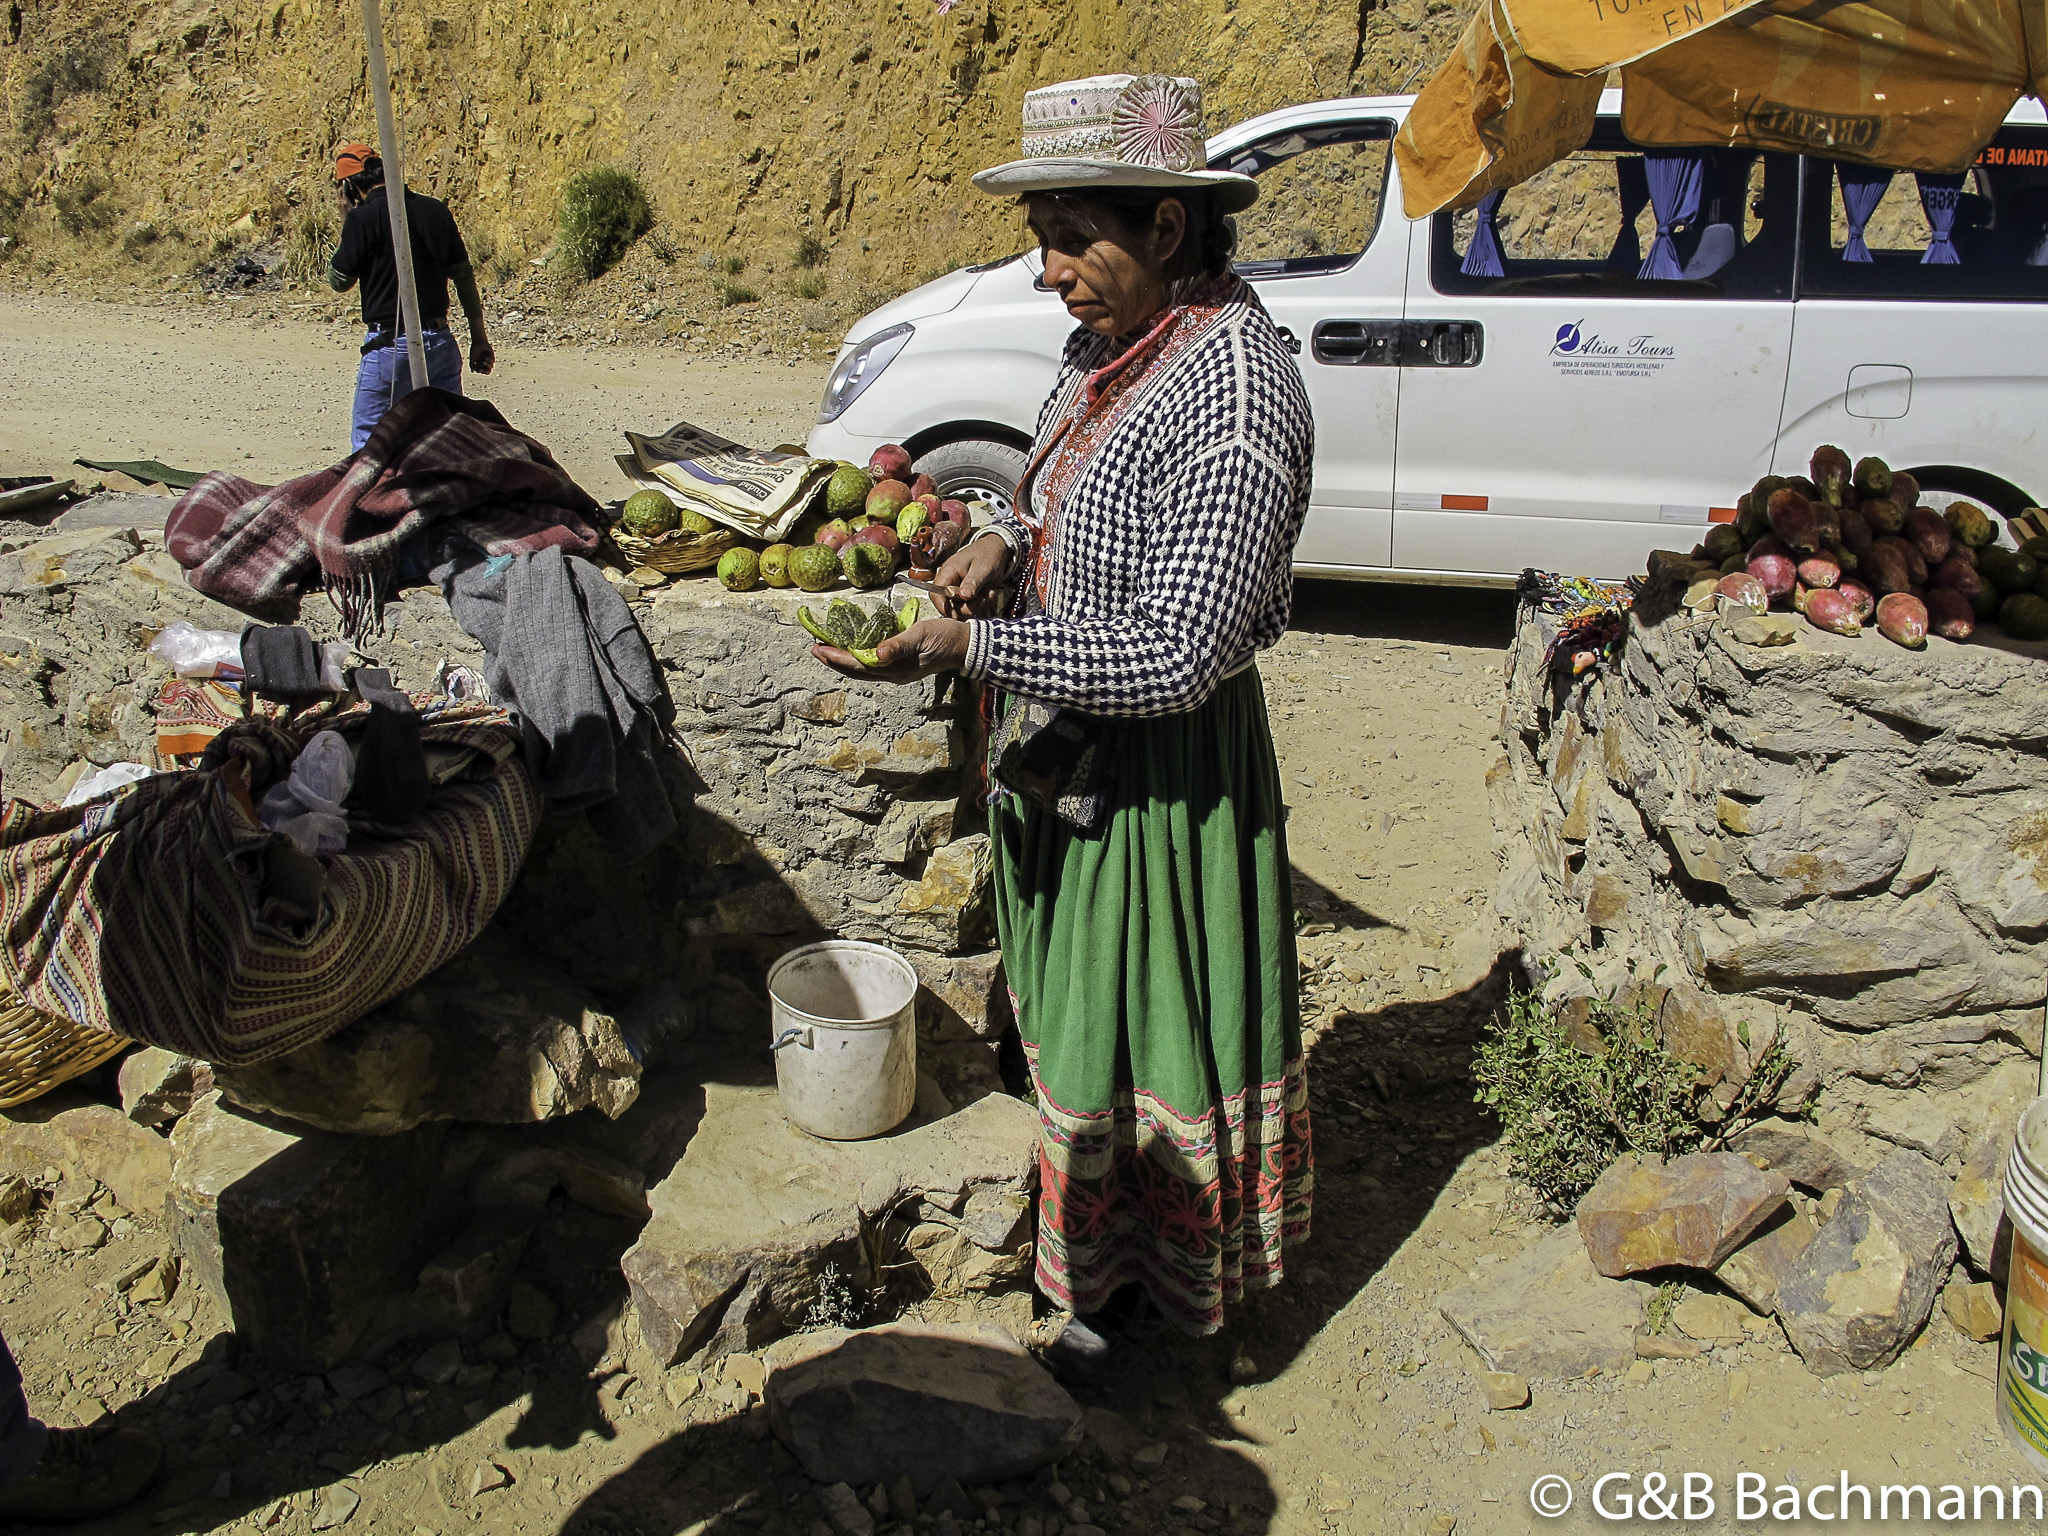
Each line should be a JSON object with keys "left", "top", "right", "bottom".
{"left": 0, "top": 508, "right": 1025, "bottom": 1370}
{"left": 1490, "top": 582, "right": 2048, "bottom": 1268}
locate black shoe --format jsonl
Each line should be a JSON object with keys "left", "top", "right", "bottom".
{"left": 0, "top": 1425, "right": 162, "bottom": 1524}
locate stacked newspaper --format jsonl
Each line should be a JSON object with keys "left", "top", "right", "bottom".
{"left": 617, "top": 423, "right": 833, "bottom": 543}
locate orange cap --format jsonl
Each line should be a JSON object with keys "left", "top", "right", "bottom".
{"left": 334, "top": 144, "right": 377, "bottom": 181}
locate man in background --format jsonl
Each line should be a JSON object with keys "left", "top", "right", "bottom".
{"left": 328, "top": 144, "right": 496, "bottom": 451}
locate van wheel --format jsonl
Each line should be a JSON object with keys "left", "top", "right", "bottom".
{"left": 914, "top": 438, "right": 1028, "bottom": 518}
{"left": 1911, "top": 469, "right": 2033, "bottom": 522}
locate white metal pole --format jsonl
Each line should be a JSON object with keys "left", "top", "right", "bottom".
{"left": 359, "top": 0, "right": 428, "bottom": 390}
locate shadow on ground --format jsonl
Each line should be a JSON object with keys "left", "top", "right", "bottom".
{"left": 543, "top": 957, "right": 1516, "bottom": 1536}
{"left": 1289, "top": 579, "right": 1516, "bottom": 650}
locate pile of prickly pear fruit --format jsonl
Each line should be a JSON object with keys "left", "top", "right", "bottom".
{"left": 1676, "top": 446, "right": 2048, "bottom": 649}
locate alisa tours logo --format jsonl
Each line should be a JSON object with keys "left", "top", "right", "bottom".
{"left": 1550, "top": 320, "right": 1676, "bottom": 379}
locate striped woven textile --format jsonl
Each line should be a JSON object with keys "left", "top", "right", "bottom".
{"left": 0, "top": 714, "right": 538, "bottom": 1066}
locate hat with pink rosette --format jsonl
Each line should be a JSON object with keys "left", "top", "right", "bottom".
{"left": 972, "top": 74, "right": 1258, "bottom": 212}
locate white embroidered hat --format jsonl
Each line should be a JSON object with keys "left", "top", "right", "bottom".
{"left": 972, "top": 74, "right": 1259, "bottom": 213}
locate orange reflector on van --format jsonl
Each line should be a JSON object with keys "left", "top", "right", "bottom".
{"left": 1708, "top": 506, "right": 1738, "bottom": 523}
{"left": 1441, "top": 494, "right": 1489, "bottom": 511}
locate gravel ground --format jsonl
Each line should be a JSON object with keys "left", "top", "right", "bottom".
{"left": 0, "top": 297, "right": 2030, "bottom": 1536}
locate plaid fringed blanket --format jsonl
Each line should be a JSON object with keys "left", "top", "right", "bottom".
{"left": 167, "top": 389, "right": 604, "bottom": 642}
{"left": 0, "top": 710, "right": 539, "bottom": 1066}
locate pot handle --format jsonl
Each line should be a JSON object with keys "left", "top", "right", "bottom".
{"left": 771, "top": 1025, "right": 812, "bottom": 1052}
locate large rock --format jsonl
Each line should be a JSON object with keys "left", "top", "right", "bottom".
{"left": 1576, "top": 1152, "right": 1790, "bottom": 1277}
{"left": 474, "top": 1065, "right": 711, "bottom": 1220}
{"left": 1439, "top": 1225, "right": 1646, "bottom": 1378}
{"left": 622, "top": 1085, "right": 1037, "bottom": 1367}
{"left": 1726, "top": 1119, "right": 1863, "bottom": 1193}
{"left": 1715, "top": 1202, "right": 1817, "bottom": 1315}
{"left": 0, "top": 1087, "right": 173, "bottom": 1216}
{"left": 167, "top": 1093, "right": 459, "bottom": 1371}
{"left": 212, "top": 933, "right": 640, "bottom": 1135}
{"left": 763, "top": 1323, "right": 1081, "bottom": 1494}
{"left": 1775, "top": 1150, "right": 1958, "bottom": 1376}
{"left": 1951, "top": 1124, "right": 2016, "bottom": 1281}
{"left": 118, "top": 1048, "right": 214, "bottom": 1128}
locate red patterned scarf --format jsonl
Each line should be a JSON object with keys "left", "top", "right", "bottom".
{"left": 1012, "top": 274, "right": 1246, "bottom": 613}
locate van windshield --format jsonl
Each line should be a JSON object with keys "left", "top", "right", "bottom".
{"left": 1797, "top": 125, "right": 2048, "bottom": 300}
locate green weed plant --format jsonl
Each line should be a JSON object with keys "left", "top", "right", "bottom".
{"left": 557, "top": 166, "right": 652, "bottom": 281}
{"left": 1473, "top": 984, "right": 1793, "bottom": 1214}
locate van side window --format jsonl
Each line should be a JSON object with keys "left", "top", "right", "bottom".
{"left": 1797, "top": 128, "right": 2048, "bottom": 300}
{"left": 1431, "top": 135, "right": 1798, "bottom": 300}
{"left": 1221, "top": 121, "right": 1394, "bottom": 279}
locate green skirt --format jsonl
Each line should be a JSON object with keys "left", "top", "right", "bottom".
{"left": 992, "top": 665, "right": 1313, "bottom": 1334}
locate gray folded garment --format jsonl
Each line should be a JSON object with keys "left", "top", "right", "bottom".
{"left": 434, "top": 541, "right": 678, "bottom": 861}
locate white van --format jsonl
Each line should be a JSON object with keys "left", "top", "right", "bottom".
{"left": 807, "top": 92, "right": 2048, "bottom": 585}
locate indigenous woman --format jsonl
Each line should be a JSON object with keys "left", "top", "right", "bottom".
{"left": 813, "top": 74, "right": 1314, "bottom": 1355}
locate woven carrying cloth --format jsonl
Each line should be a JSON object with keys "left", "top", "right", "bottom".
{"left": 0, "top": 709, "right": 539, "bottom": 1066}
{"left": 166, "top": 389, "right": 603, "bottom": 643}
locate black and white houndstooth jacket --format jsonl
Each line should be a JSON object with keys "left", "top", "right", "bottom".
{"left": 960, "top": 287, "right": 1314, "bottom": 718}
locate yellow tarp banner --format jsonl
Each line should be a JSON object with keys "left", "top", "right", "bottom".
{"left": 1397, "top": 0, "right": 2048, "bottom": 217}
{"left": 1394, "top": 0, "right": 1605, "bottom": 216}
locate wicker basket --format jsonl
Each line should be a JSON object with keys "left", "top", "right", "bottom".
{"left": 0, "top": 990, "right": 129, "bottom": 1109}
{"left": 607, "top": 525, "right": 744, "bottom": 576}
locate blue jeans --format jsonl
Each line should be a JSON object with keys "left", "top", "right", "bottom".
{"left": 0, "top": 1333, "right": 47, "bottom": 1489}
{"left": 351, "top": 328, "right": 463, "bottom": 451}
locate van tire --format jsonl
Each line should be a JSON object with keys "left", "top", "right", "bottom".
{"left": 1910, "top": 468, "right": 2035, "bottom": 522}
{"left": 914, "top": 437, "right": 1029, "bottom": 519}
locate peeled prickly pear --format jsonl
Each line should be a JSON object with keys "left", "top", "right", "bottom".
{"left": 1747, "top": 550, "right": 1796, "bottom": 603}
{"left": 1805, "top": 588, "right": 1861, "bottom": 635}
{"left": 1716, "top": 572, "right": 1769, "bottom": 614}
{"left": 1797, "top": 554, "right": 1841, "bottom": 589}
{"left": 1876, "top": 591, "right": 1929, "bottom": 648}
{"left": 1838, "top": 577, "right": 1877, "bottom": 623}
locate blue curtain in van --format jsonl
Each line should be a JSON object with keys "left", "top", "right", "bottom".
{"left": 1835, "top": 163, "right": 1892, "bottom": 261}
{"left": 1639, "top": 150, "right": 1705, "bottom": 280}
{"left": 1462, "top": 189, "right": 1507, "bottom": 277}
{"left": 1606, "top": 157, "right": 1650, "bottom": 272}
{"left": 1917, "top": 172, "right": 1965, "bottom": 264}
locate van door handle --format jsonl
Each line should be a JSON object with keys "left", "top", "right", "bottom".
{"left": 1403, "top": 320, "right": 1484, "bottom": 367}
{"left": 1274, "top": 326, "right": 1302, "bottom": 356}
{"left": 1311, "top": 319, "right": 1402, "bottom": 366}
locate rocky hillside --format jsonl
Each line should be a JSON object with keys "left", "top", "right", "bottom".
{"left": 0, "top": 0, "right": 1470, "bottom": 331}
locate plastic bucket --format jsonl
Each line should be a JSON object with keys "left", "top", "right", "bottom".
{"left": 767, "top": 940, "right": 918, "bottom": 1141}
{"left": 1999, "top": 1096, "right": 2048, "bottom": 1472}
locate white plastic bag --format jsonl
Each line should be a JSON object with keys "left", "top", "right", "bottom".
{"left": 60, "top": 762, "right": 153, "bottom": 807}
{"left": 258, "top": 731, "right": 355, "bottom": 857}
{"left": 148, "top": 621, "right": 242, "bottom": 679}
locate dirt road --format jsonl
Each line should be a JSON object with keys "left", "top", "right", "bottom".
{"left": 0, "top": 294, "right": 822, "bottom": 495}
{"left": 0, "top": 298, "right": 2028, "bottom": 1536}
